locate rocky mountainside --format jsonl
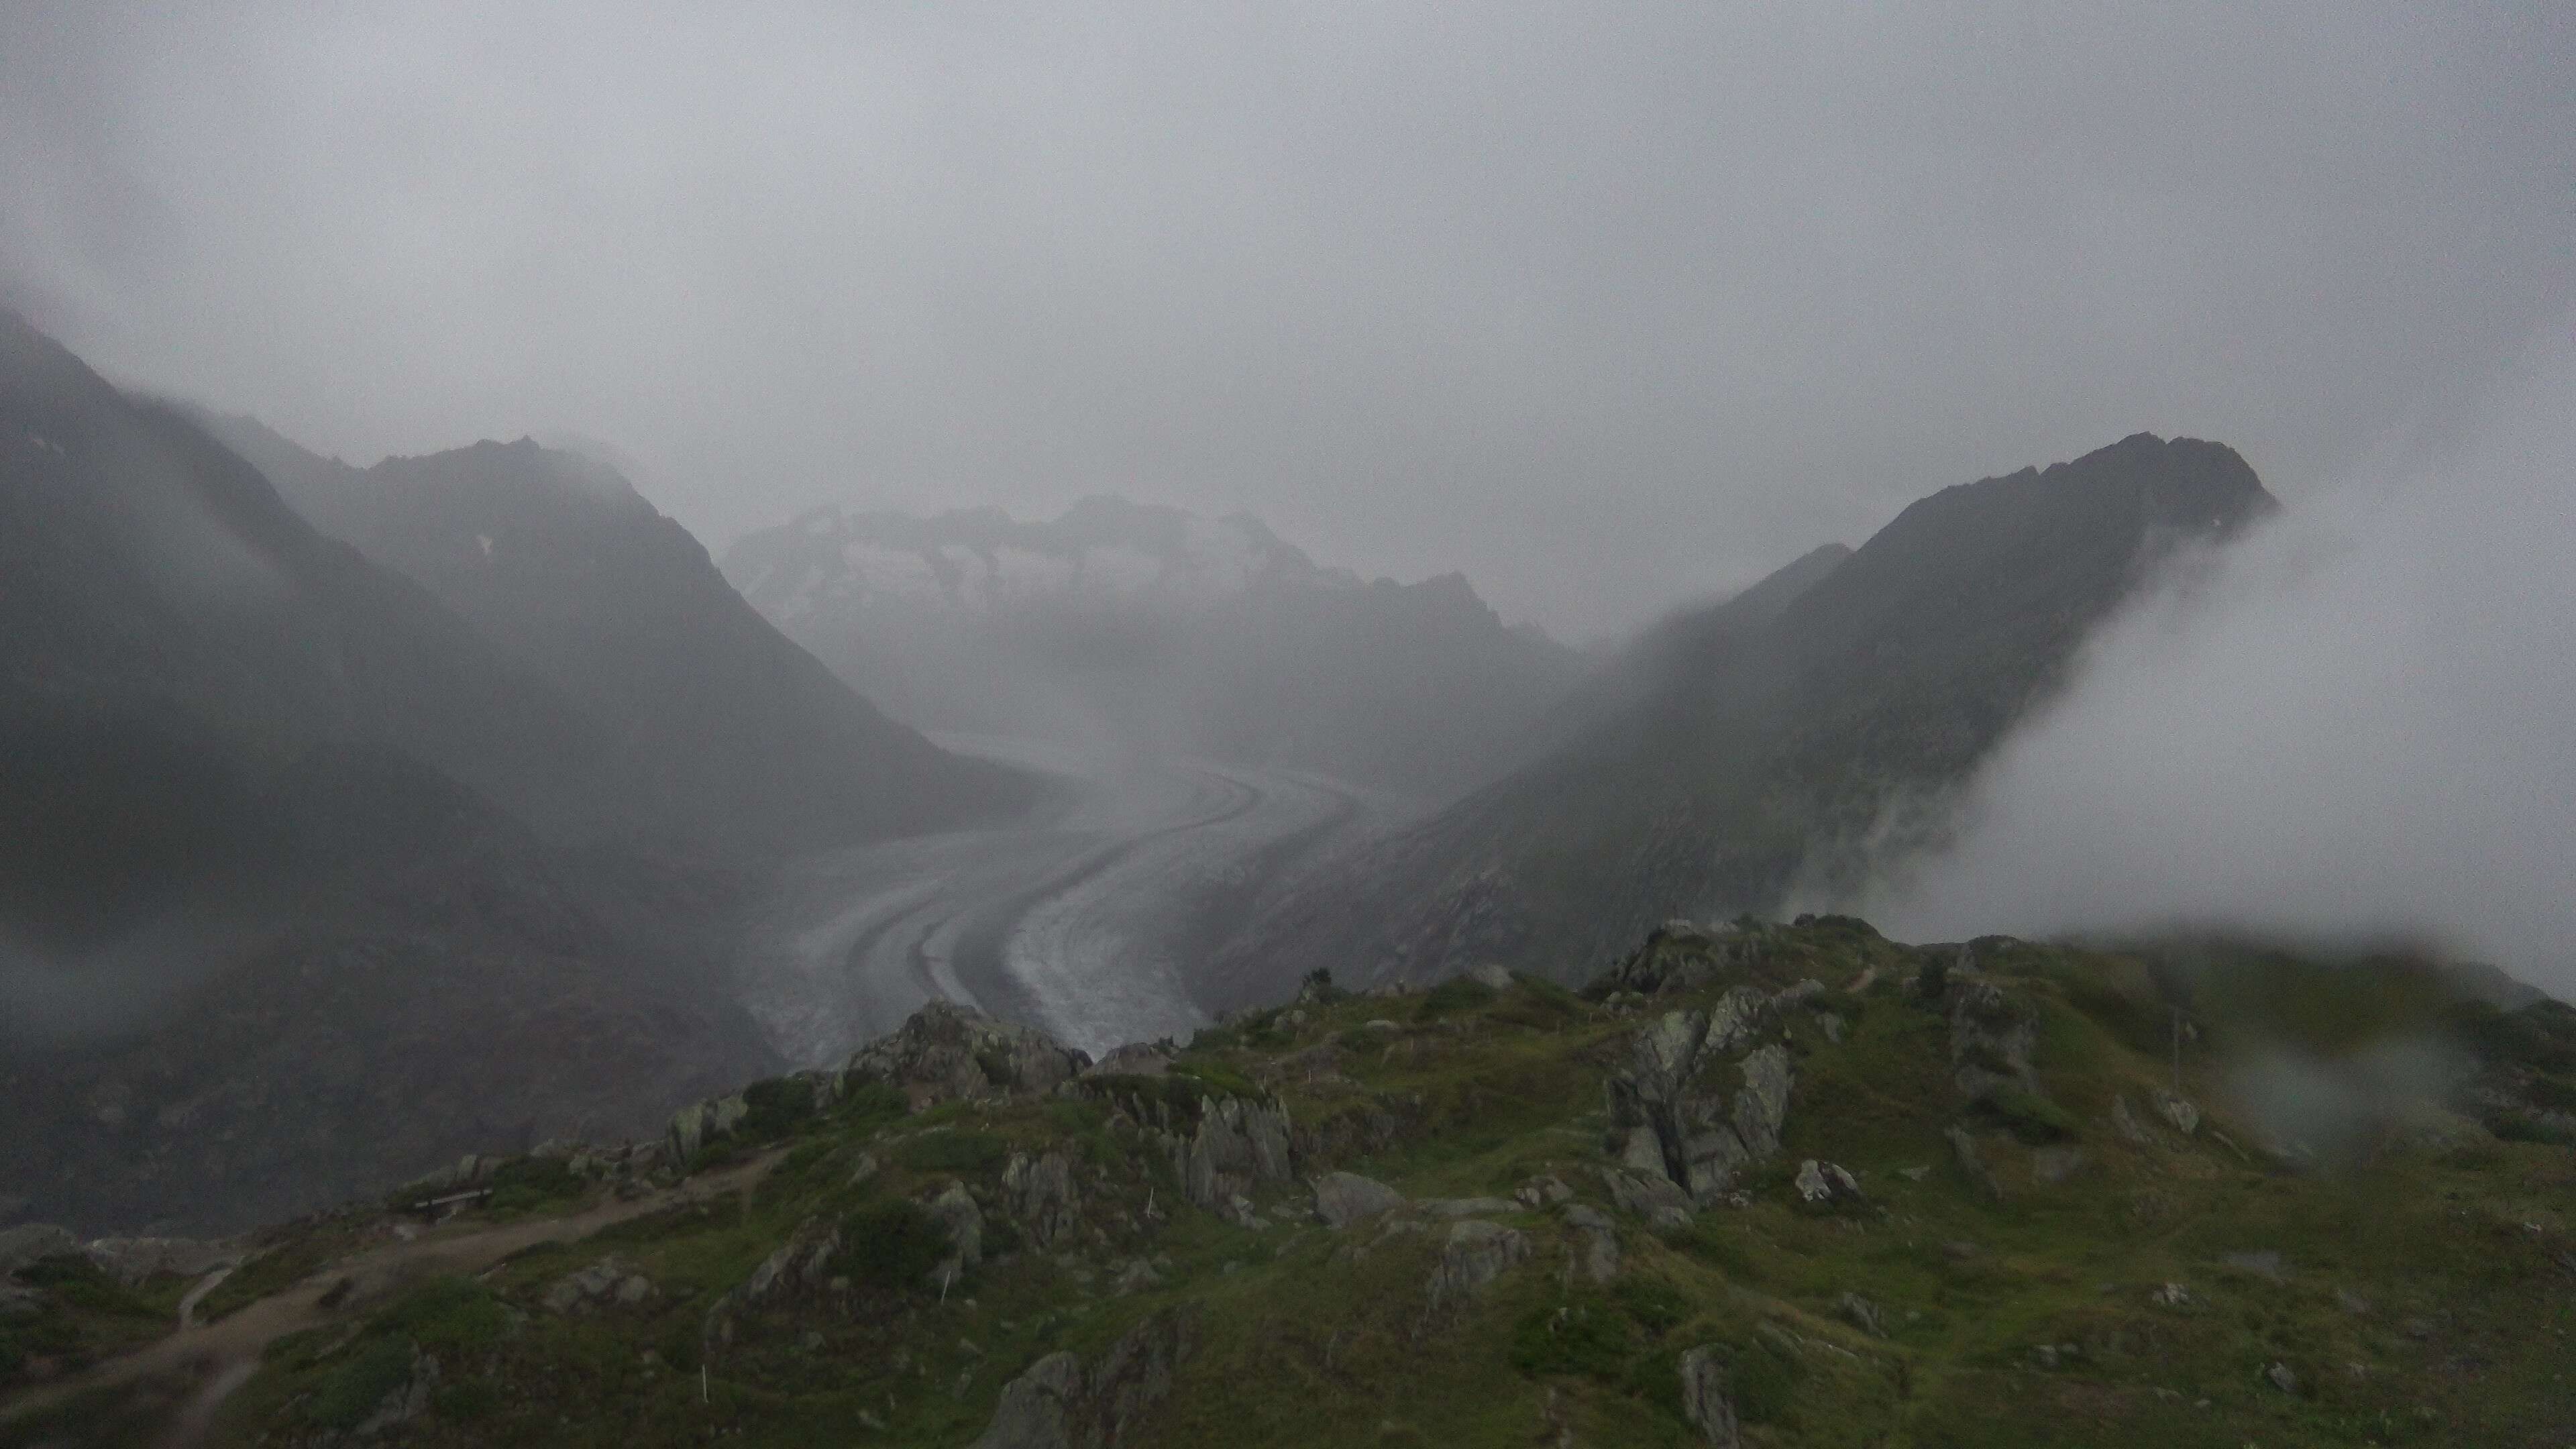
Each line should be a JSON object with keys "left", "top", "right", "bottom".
{"left": 0, "top": 315, "right": 810, "bottom": 1234}
{"left": 720, "top": 498, "right": 1585, "bottom": 801}
{"left": 1211, "top": 436, "right": 2277, "bottom": 1005}
{"left": 198, "top": 417, "right": 1032, "bottom": 852}
{"left": 8, "top": 916, "right": 2572, "bottom": 1446}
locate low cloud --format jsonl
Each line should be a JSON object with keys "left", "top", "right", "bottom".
{"left": 1872, "top": 326, "right": 2576, "bottom": 996}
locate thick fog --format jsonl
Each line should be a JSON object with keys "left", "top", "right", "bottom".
{"left": 3, "top": 3, "right": 2570, "bottom": 635}
{"left": 1872, "top": 326, "right": 2576, "bottom": 994}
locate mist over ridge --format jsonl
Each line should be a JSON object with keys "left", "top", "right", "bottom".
{"left": 1868, "top": 325, "right": 2576, "bottom": 993}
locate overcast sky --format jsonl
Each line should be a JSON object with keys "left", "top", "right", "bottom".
{"left": 3, "top": 3, "right": 2567, "bottom": 636}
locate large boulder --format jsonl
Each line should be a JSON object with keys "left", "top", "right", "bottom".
{"left": 843, "top": 1000, "right": 1091, "bottom": 1110}
{"left": 973, "top": 1308, "right": 1197, "bottom": 1449}
{"left": 928, "top": 1183, "right": 985, "bottom": 1291}
{"left": 1945, "top": 977, "right": 2041, "bottom": 1107}
{"left": 1678, "top": 1346, "right": 1743, "bottom": 1446}
{"left": 1311, "top": 1172, "right": 1405, "bottom": 1229}
{"left": 665, "top": 1093, "right": 750, "bottom": 1164}
{"left": 1428, "top": 1220, "right": 1529, "bottom": 1310}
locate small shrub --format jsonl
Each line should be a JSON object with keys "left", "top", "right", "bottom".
{"left": 894, "top": 1130, "right": 1009, "bottom": 1175}
{"left": 1732, "top": 1339, "right": 1803, "bottom": 1424}
{"left": 2489, "top": 1111, "right": 2576, "bottom": 1146}
{"left": 738, "top": 1075, "right": 819, "bottom": 1141}
{"left": 1417, "top": 977, "right": 1499, "bottom": 1019}
{"left": 307, "top": 1338, "right": 415, "bottom": 1430}
{"left": 382, "top": 1277, "right": 506, "bottom": 1353}
{"left": 1612, "top": 1275, "right": 1695, "bottom": 1337}
{"left": 1300, "top": 967, "right": 1346, "bottom": 1004}
{"left": 841, "top": 1201, "right": 949, "bottom": 1291}
{"left": 1509, "top": 1299, "right": 1635, "bottom": 1380}
{"left": 1983, "top": 1087, "right": 2080, "bottom": 1144}
{"left": 433, "top": 1379, "right": 500, "bottom": 1422}
{"left": 1171, "top": 1062, "right": 1264, "bottom": 1103}
{"left": 838, "top": 1081, "right": 911, "bottom": 1122}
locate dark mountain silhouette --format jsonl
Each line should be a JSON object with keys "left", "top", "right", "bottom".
{"left": 1212, "top": 434, "right": 2277, "bottom": 1004}
{"left": 0, "top": 314, "right": 1004, "bottom": 1232}
{"left": 200, "top": 416, "right": 1032, "bottom": 851}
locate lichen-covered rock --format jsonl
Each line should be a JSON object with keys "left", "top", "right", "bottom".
{"left": 2155, "top": 1089, "right": 2202, "bottom": 1136}
{"left": 843, "top": 1000, "right": 1091, "bottom": 1110}
{"left": 1311, "top": 1171, "right": 1405, "bottom": 1228}
{"left": 972, "top": 1309, "right": 1197, "bottom": 1448}
{"left": 1428, "top": 1220, "right": 1528, "bottom": 1310}
{"left": 665, "top": 1093, "right": 749, "bottom": 1163}
{"left": 1792, "top": 1159, "right": 1862, "bottom": 1205}
{"left": 1677, "top": 1346, "right": 1743, "bottom": 1446}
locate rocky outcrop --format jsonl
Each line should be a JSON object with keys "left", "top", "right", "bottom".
{"left": 350, "top": 1350, "right": 441, "bottom": 1438}
{"left": 1677, "top": 1346, "right": 1743, "bottom": 1446}
{"left": 1176, "top": 1097, "right": 1297, "bottom": 1216}
{"left": 542, "top": 1256, "right": 655, "bottom": 1314}
{"left": 1001, "top": 1151, "right": 1083, "bottom": 1250}
{"left": 929, "top": 1183, "right": 985, "bottom": 1290}
{"left": 705, "top": 1218, "right": 840, "bottom": 1344}
{"left": 972, "top": 1308, "right": 1197, "bottom": 1449}
{"left": 1085, "top": 1043, "right": 1175, "bottom": 1078}
{"left": 1792, "top": 1159, "right": 1862, "bottom": 1205}
{"left": 1311, "top": 1172, "right": 1405, "bottom": 1228}
{"left": 1593, "top": 922, "right": 1765, "bottom": 998}
{"left": 1835, "top": 1291, "right": 1887, "bottom": 1337}
{"left": 1602, "top": 985, "right": 1803, "bottom": 1209}
{"left": 666, "top": 1093, "right": 751, "bottom": 1163}
{"left": 1428, "top": 1220, "right": 1529, "bottom": 1311}
{"left": 1599, "top": 1167, "right": 1693, "bottom": 1229}
{"left": 0, "top": 1224, "right": 78, "bottom": 1277}
{"left": 1945, "top": 977, "right": 2041, "bottom": 1107}
{"left": 2154, "top": 1089, "right": 2201, "bottom": 1136}
{"left": 844, "top": 1001, "right": 1091, "bottom": 1110}
{"left": 81, "top": 1236, "right": 241, "bottom": 1286}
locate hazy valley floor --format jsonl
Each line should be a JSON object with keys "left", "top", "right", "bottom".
{"left": 729, "top": 735, "right": 1406, "bottom": 1063}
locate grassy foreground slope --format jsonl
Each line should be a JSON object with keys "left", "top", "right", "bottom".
{"left": 7, "top": 918, "right": 2573, "bottom": 1448}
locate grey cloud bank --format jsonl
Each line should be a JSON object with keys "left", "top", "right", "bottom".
{"left": 1873, "top": 330, "right": 2576, "bottom": 993}
{"left": 3, "top": 3, "right": 2569, "bottom": 635}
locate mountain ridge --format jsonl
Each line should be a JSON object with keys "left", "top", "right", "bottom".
{"left": 1207, "top": 433, "right": 2277, "bottom": 1007}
